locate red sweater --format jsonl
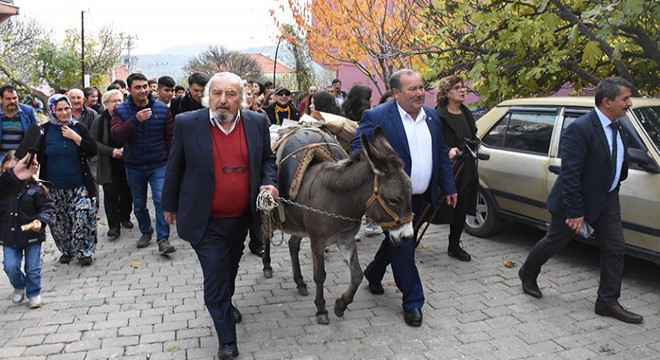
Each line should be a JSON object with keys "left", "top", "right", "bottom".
{"left": 210, "top": 121, "right": 250, "bottom": 217}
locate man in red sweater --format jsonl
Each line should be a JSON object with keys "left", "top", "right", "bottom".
{"left": 162, "top": 72, "right": 277, "bottom": 360}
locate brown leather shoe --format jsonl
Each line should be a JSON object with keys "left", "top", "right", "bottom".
{"left": 518, "top": 268, "right": 542, "bottom": 299}
{"left": 595, "top": 302, "right": 643, "bottom": 324}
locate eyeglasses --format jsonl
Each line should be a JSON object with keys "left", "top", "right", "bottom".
{"left": 222, "top": 166, "right": 247, "bottom": 174}
{"left": 276, "top": 92, "right": 291, "bottom": 97}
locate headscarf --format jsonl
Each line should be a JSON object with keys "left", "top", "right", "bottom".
{"left": 47, "top": 94, "right": 78, "bottom": 127}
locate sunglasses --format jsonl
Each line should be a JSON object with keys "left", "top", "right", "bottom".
{"left": 276, "top": 92, "right": 291, "bottom": 97}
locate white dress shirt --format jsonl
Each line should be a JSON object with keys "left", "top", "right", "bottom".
{"left": 397, "top": 103, "right": 433, "bottom": 195}
{"left": 209, "top": 109, "right": 241, "bottom": 135}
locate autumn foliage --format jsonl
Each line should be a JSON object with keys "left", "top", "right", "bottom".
{"left": 274, "top": 0, "right": 428, "bottom": 94}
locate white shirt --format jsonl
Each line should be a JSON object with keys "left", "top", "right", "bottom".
{"left": 209, "top": 109, "right": 241, "bottom": 135}
{"left": 594, "top": 107, "right": 623, "bottom": 192}
{"left": 397, "top": 103, "right": 433, "bottom": 195}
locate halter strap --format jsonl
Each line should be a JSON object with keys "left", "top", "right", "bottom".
{"left": 365, "top": 176, "right": 414, "bottom": 229}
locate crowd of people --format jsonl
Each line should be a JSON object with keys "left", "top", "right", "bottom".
{"left": 0, "top": 69, "right": 643, "bottom": 359}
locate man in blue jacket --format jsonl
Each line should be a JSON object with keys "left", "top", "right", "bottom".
{"left": 519, "top": 77, "right": 643, "bottom": 324}
{"left": 350, "top": 69, "right": 457, "bottom": 327}
{"left": 0, "top": 85, "right": 38, "bottom": 156}
{"left": 111, "top": 73, "right": 175, "bottom": 255}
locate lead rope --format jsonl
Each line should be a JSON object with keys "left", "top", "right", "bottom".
{"left": 256, "top": 189, "right": 285, "bottom": 247}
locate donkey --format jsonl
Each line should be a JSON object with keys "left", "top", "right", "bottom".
{"left": 262, "top": 126, "right": 414, "bottom": 324}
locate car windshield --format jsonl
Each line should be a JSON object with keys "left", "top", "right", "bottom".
{"left": 632, "top": 106, "right": 660, "bottom": 151}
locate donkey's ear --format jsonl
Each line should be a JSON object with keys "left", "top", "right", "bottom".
{"left": 361, "top": 132, "right": 386, "bottom": 176}
{"left": 371, "top": 125, "right": 396, "bottom": 155}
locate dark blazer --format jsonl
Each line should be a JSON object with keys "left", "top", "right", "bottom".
{"left": 546, "top": 109, "right": 629, "bottom": 224}
{"left": 350, "top": 100, "right": 456, "bottom": 207}
{"left": 169, "top": 93, "right": 205, "bottom": 118}
{"left": 161, "top": 109, "right": 277, "bottom": 244}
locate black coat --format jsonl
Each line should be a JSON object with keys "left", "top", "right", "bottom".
{"left": 170, "top": 93, "right": 205, "bottom": 118}
{"left": 263, "top": 102, "right": 300, "bottom": 125}
{"left": 0, "top": 181, "right": 55, "bottom": 248}
{"left": 437, "top": 104, "right": 479, "bottom": 215}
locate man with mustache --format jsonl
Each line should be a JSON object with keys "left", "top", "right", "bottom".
{"left": 519, "top": 77, "right": 643, "bottom": 324}
{"left": 350, "top": 69, "right": 457, "bottom": 327}
{"left": 0, "top": 85, "right": 38, "bottom": 157}
{"left": 162, "top": 72, "right": 277, "bottom": 360}
{"left": 111, "top": 73, "right": 176, "bottom": 255}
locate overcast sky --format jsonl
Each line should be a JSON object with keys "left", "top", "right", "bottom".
{"left": 16, "top": 0, "right": 290, "bottom": 54}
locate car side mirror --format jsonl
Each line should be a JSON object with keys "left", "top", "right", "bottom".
{"left": 627, "top": 148, "right": 660, "bottom": 173}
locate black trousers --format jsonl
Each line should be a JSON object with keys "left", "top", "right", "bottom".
{"left": 102, "top": 160, "right": 132, "bottom": 230}
{"left": 521, "top": 191, "right": 624, "bottom": 305}
{"left": 191, "top": 214, "right": 249, "bottom": 344}
{"left": 449, "top": 180, "right": 478, "bottom": 246}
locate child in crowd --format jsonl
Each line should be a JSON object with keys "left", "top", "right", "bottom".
{"left": 0, "top": 151, "right": 54, "bottom": 308}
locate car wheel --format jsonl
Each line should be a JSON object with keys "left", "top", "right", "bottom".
{"left": 465, "top": 188, "right": 503, "bottom": 237}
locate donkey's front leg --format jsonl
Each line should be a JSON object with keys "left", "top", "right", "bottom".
{"left": 310, "top": 242, "right": 329, "bottom": 324}
{"left": 335, "top": 240, "right": 363, "bottom": 318}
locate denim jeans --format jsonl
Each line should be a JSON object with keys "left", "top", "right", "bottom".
{"left": 3, "top": 243, "right": 42, "bottom": 298}
{"left": 125, "top": 165, "right": 170, "bottom": 243}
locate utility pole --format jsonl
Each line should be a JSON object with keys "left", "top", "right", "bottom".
{"left": 81, "top": 11, "right": 85, "bottom": 87}
{"left": 124, "top": 35, "right": 137, "bottom": 73}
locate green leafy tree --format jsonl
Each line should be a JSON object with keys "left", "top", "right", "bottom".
{"left": 0, "top": 17, "right": 51, "bottom": 102}
{"left": 281, "top": 24, "right": 315, "bottom": 96}
{"left": 184, "top": 45, "right": 263, "bottom": 80}
{"left": 414, "top": 0, "right": 660, "bottom": 106}
{"left": 36, "top": 26, "right": 125, "bottom": 91}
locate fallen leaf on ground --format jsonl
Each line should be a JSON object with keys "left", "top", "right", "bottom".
{"left": 503, "top": 258, "right": 517, "bottom": 268}
{"left": 130, "top": 260, "right": 142, "bottom": 269}
{"left": 418, "top": 244, "right": 428, "bottom": 249}
{"left": 168, "top": 345, "right": 180, "bottom": 352}
{"left": 599, "top": 345, "right": 615, "bottom": 355}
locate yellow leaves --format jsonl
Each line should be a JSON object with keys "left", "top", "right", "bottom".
{"left": 130, "top": 260, "right": 142, "bottom": 269}
{"left": 503, "top": 258, "right": 517, "bottom": 268}
{"left": 582, "top": 40, "right": 603, "bottom": 69}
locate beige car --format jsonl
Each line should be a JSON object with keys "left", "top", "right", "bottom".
{"left": 467, "top": 97, "right": 660, "bottom": 264}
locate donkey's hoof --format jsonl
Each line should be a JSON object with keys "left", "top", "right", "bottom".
{"left": 263, "top": 268, "right": 273, "bottom": 278}
{"left": 334, "top": 298, "right": 347, "bottom": 317}
{"left": 297, "top": 286, "right": 308, "bottom": 296}
{"left": 316, "top": 313, "right": 330, "bottom": 325}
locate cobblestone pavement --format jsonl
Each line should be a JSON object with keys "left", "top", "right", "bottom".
{"left": 1, "top": 206, "right": 659, "bottom": 359}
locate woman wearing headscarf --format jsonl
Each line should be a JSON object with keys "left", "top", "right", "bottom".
{"left": 37, "top": 94, "right": 98, "bottom": 266}
{"left": 91, "top": 89, "right": 133, "bottom": 241}
{"left": 435, "top": 75, "right": 478, "bottom": 262}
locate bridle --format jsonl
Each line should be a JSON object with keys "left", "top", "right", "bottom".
{"left": 364, "top": 175, "right": 414, "bottom": 229}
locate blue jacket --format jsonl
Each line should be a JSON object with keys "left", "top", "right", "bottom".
{"left": 350, "top": 100, "right": 456, "bottom": 208}
{"left": 110, "top": 94, "right": 173, "bottom": 170}
{"left": 0, "top": 103, "right": 38, "bottom": 143}
{"left": 546, "top": 109, "right": 629, "bottom": 224}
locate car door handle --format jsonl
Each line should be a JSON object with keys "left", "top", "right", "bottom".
{"left": 477, "top": 153, "right": 490, "bottom": 160}
{"left": 548, "top": 165, "right": 560, "bottom": 174}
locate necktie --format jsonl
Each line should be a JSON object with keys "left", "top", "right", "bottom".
{"left": 609, "top": 121, "right": 618, "bottom": 187}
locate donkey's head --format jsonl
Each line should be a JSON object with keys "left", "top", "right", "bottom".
{"left": 360, "top": 126, "right": 414, "bottom": 245}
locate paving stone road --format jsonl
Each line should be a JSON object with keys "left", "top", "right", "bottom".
{"left": 1, "top": 202, "right": 659, "bottom": 359}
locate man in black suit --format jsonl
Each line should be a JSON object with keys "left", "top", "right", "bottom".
{"left": 162, "top": 72, "right": 277, "bottom": 359}
{"left": 519, "top": 77, "right": 643, "bottom": 324}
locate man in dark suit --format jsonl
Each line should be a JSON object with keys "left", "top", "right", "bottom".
{"left": 162, "top": 72, "right": 278, "bottom": 360}
{"left": 350, "top": 69, "right": 457, "bottom": 327}
{"left": 519, "top": 77, "right": 643, "bottom": 324}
